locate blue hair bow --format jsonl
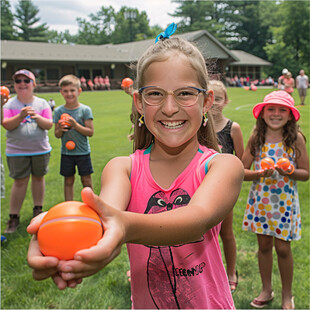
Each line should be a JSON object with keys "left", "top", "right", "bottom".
{"left": 155, "top": 23, "right": 177, "bottom": 43}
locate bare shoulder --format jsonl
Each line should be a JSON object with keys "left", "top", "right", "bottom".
{"left": 231, "top": 121, "right": 242, "bottom": 133}
{"left": 209, "top": 153, "right": 244, "bottom": 175}
{"left": 104, "top": 156, "right": 132, "bottom": 176}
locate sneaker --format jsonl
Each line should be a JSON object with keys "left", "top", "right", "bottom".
{"left": 4, "top": 216, "right": 20, "bottom": 234}
{"left": 33, "top": 206, "right": 42, "bottom": 218}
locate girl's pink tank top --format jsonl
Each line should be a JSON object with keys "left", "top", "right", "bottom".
{"left": 127, "top": 145, "right": 234, "bottom": 309}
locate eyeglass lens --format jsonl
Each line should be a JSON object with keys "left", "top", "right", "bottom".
{"left": 15, "top": 79, "right": 31, "bottom": 84}
{"left": 142, "top": 87, "right": 202, "bottom": 106}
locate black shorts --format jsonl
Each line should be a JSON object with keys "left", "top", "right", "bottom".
{"left": 60, "top": 154, "right": 93, "bottom": 177}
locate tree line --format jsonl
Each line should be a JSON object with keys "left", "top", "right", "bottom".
{"left": 1, "top": 0, "right": 309, "bottom": 78}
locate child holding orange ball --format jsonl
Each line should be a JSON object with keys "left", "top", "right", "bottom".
{"left": 27, "top": 29, "right": 244, "bottom": 309}
{"left": 53, "top": 75, "right": 94, "bottom": 201}
{"left": 241, "top": 91, "right": 309, "bottom": 309}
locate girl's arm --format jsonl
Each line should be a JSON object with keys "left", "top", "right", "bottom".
{"left": 30, "top": 112, "right": 53, "bottom": 130}
{"left": 123, "top": 154, "right": 244, "bottom": 245}
{"left": 27, "top": 156, "right": 132, "bottom": 289}
{"left": 242, "top": 144, "right": 274, "bottom": 181}
{"left": 2, "top": 106, "right": 28, "bottom": 130}
{"left": 45, "top": 154, "right": 244, "bottom": 285}
{"left": 276, "top": 133, "right": 309, "bottom": 181}
{"left": 231, "top": 122, "right": 244, "bottom": 160}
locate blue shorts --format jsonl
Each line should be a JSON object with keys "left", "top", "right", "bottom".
{"left": 60, "top": 154, "right": 93, "bottom": 177}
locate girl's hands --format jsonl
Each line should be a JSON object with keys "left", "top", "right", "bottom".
{"left": 275, "top": 165, "right": 295, "bottom": 176}
{"left": 57, "top": 188, "right": 126, "bottom": 283}
{"left": 27, "top": 213, "right": 73, "bottom": 290}
{"left": 27, "top": 187, "right": 127, "bottom": 289}
{"left": 20, "top": 106, "right": 33, "bottom": 119}
{"left": 257, "top": 167, "right": 275, "bottom": 178}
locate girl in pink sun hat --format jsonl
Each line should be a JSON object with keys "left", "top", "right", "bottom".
{"left": 252, "top": 90, "right": 300, "bottom": 121}
{"left": 242, "top": 90, "right": 309, "bottom": 309}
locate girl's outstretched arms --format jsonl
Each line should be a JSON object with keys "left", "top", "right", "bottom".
{"left": 28, "top": 154, "right": 244, "bottom": 287}
{"left": 27, "top": 156, "right": 132, "bottom": 289}
{"left": 123, "top": 154, "right": 244, "bottom": 246}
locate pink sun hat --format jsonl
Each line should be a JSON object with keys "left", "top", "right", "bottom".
{"left": 253, "top": 90, "right": 300, "bottom": 121}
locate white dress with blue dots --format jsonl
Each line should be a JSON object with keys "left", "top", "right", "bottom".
{"left": 242, "top": 142, "right": 301, "bottom": 241}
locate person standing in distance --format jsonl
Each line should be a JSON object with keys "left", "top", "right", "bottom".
{"left": 295, "top": 69, "right": 309, "bottom": 105}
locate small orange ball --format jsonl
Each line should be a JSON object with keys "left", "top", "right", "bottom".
{"left": 261, "top": 157, "right": 275, "bottom": 170}
{"left": 276, "top": 158, "right": 291, "bottom": 171}
{"left": 0, "top": 86, "right": 10, "bottom": 98}
{"left": 38, "top": 201, "right": 103, "bottom": 260}
{"left": 59, "top": 113, "right": 71, "bottom": 127}
{"left": 121, "top": 78, "right": 133, "bottom": 88}
{"left": 65, "top": 140, "right": 76, "bottom": 150}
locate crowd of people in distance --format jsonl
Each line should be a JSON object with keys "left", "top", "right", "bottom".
{"left": 80, "top": 75, "right": 111, "bottom": 91}
{"left": 226, "top": 75, "right": 276, "bottom": 88}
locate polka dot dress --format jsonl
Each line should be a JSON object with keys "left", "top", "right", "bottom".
{"left": 242, "top": 142, "right": 301, "bottom": 241}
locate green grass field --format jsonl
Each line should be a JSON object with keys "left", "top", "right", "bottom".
{"left": 1, "top": 88, "right": 309, "bottom": 309}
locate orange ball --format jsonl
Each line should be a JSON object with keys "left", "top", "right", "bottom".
{"left": 65, "top": 140, "right": 76, "bottom": 150}
{"left": 59, "top": 113, "right": 71, "bottom": 127}
{"left": 261, "top": 157, "right": 275, "bottom": 170}
{"left": 276, "top": 158, "right": 291, "bottom": 171}
{"left": 121, "top": 78, "right": 133, "bottom": 88}
{"left": 37, "top": 201, "right": 103, "bottom": 260}
{"left": 1, "top": 86, "right": 10, "bottom": 98}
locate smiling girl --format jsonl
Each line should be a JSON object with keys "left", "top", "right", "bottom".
{"left": 27, "top": 26, "right": 244, "bottom": 309}
{"left": 242, "top": 91, "right": 309, "bottom": 309}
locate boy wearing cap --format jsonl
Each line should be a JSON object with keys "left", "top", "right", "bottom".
{"left": 2, "top": 69, "right": 53, "bottom": 233}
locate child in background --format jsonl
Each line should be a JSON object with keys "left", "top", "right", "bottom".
{"left": 209, "top": 80, "right": 244, "bottom": 293}
{"left": 27, "top": 30, "right": 244, "bottom": 309}
{"left": 53, "top": 75, "right": 94, "bottom": 201}
{"left": 283, "top": 72, "right": 295, "bottom": 96}
{"left": 242, "top": 91, "right": 309, "bottom": 309}
{"left": 2, "top": 69, "right": 53, "bottom": 233}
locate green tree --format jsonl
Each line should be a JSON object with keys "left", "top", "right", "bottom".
{"left": 264, "top": 1, "right": 310, "bottom": 78}
{"left": 74, "top": 6, "right": 154, "bottom": 45}
{"left": 222, "top": 1, "right": 275, "bottom": 59}
{"left": 170, "top": 1, "right": 275, "bottom": 59}
{"left": 112, "top": 7, "right": 150, "bottom": 43}
{"left": 170, "top": 0, "right": 223, "bottom": 39}
{"left": 1, "top": 0, "right": 16, "bottom": 40}
{"left": 75, "top": 6, "right": 115, "bottom": 45}
{"left": 14, "top": 0, "right": 49, "bottom": 41}
{"left": 46, "top": 29, "right": 77, "bottom": 44}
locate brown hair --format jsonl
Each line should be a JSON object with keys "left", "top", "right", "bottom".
{"left": 131, "top": 36, "right": 219, "bottom": 152}
{"left": 59, "top": 75, "right": 81, "bottom": 89}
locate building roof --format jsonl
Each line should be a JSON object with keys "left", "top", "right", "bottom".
{"left": 1, "top": 30, "right": 238, "bottom": 64}
{"left": 230, "top": 50, "right": 271, "bottom": 66}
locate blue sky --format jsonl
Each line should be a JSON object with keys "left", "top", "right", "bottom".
{"left": 9, "top": 0, "right": 180, "bottom": 34}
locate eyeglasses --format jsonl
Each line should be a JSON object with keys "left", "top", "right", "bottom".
{"left": 138, "top": 86, "right": 206, "bottom": 107}
{"left": 14, "top": 79, "right": 32, "bottom": 84}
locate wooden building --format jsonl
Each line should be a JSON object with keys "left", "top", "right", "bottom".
{"left": 1, "top": 30, "right": 271, "bottom": 91}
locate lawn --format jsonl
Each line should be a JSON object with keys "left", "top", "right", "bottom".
{"left": 1, "top": 88, "right": 309, "bottom": 309}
